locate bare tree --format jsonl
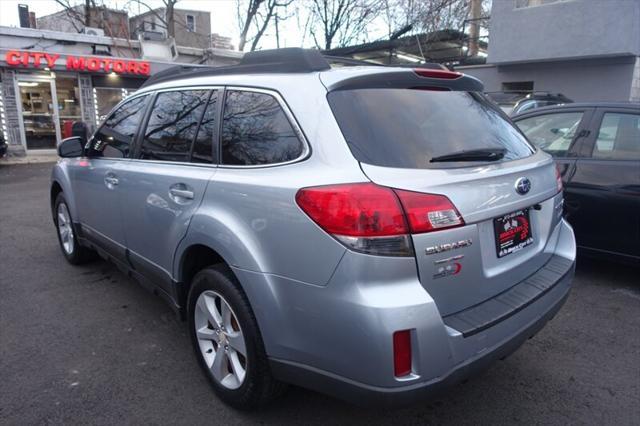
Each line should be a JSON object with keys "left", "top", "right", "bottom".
{"left": 307, "top": 0, "right": 384, "bottom": 50}
{"left": 236, "top": 0, "right": 292, "bottom": 51}
{"left": 382, "top": 0, "right": 474, "bottom": 38}
{"left": 52, "top": 0, "right": 98, "bottom": 32}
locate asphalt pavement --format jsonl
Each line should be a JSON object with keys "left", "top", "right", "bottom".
{"left": 1, "top": 162, "right": 639, "bottom": 425}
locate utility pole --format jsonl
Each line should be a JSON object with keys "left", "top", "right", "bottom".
{"left": 468, "top": 0, "right": 482, "bottom": 57}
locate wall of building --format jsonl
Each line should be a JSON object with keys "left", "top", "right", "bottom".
{"left": 489, "top": 0, "right": 640, "bottom": 64}
{"left": 173, "top": 9, "right": 211, "bottom": 49}
{"left": 129, "top": 9, "right": 212, "bottom": 50}
{"left": 459, "top": 56, "right": 638, "bottom": 102}
{"left": 37, "top": 6, "right": 130, "bottom": 39}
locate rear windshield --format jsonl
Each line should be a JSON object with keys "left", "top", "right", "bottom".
{"left": 327, "top": 89, "right": 534, "bottom": 169}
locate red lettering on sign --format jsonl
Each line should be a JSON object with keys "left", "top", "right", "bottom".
{"left": 5, "top": 50, "right": 20, "bottom": 66}
{"left": 4, "top": 50, "right": 151, "bottom": 76}
{"left": 44, "top": 53, "right": 60, "bottom": 68}
{"left": 138, "top": 62, "right": 150, "bottom": 76}
{"left": 87, "top": 58, "right": 101, "bottom": 71}
{"left": 102, "top": 58, "right": 113, "bottom": 72}
{"left": 113, "top": 60, "right": 125, "bottom": 73}
{"left": 32, "top": 52, "right": 44, "bottom": 67}
{"left": 66, "top": 56, "right": 86, "bottom": 71}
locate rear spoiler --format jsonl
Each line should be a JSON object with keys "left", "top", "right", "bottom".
{"left": 326, "top": 68, "right": 484, "bottom": 92}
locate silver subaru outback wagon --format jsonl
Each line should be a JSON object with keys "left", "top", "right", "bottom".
{"left": 51, "top": 48, "right": 576, "bottom": 409}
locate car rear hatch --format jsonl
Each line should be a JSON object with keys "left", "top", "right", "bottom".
{"left": 324, "top": 69, "right": 563, "bottom": 316}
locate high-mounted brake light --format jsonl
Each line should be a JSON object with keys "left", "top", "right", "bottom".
{"left": 295, "top": 183, "right": 465, "bottom": 256}
{"left": 414, "top": 68, "right": 462, "bottom": 80}
{"left": 393, "top": 330, "right": 412, "bottom": 377}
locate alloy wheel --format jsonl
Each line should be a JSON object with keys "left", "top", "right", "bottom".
{"left": 194, "top": 290, "right": 247, "bottom": 390}
{"left": 57, "top": 202, "right": 74, "bottom": 255}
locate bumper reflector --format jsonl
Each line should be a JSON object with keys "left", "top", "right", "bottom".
{"left": 393, "top": 330, "right": 412, "bottom": 377}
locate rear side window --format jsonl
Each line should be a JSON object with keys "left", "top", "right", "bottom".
{"left": 593, "top": 112, "right": 640, "bottom": 160}
{"left": 140, "top": 90, "right": 209, "bottom": 162}
{"left": 327, "top": 90, "right": 533, "bottom": 169}
{"left": 516, "top": 112, "right": 584, "bottom": 157}
{"left": 221, "top": 90, "right": 304, "bottom": 166}
{"left": 89, "top": 95, "right": 149, "bottom": 158}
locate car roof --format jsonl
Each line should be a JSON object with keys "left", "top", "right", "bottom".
{"left": 512, "top": 102, "right": 640, "bottom": 118}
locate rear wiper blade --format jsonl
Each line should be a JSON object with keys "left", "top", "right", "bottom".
{"left": 430, "top": 148, "right": 506, "bottom": 163}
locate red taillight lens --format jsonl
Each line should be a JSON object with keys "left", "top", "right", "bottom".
{"left": 295, "top": 183, "right": 464, "bottom": 256}
{"left": 555, "top": 164, "right": 563, "bottom": 193}
{"left": 393, "top": 330, "right": 412, "bottom": 377}
{"left": 295, "top": 183, "right": 407, "bottom": 237}
{"left": 414, "top": 68, "right": 462, "bottom": 80}
{"left": 394, "top": 189, "right": 464, "bottom": 233}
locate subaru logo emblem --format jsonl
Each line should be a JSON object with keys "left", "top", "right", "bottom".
{"left": 515, "top": 177, "right": 531, "bottom": 195}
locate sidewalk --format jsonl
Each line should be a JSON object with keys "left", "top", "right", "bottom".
{"left": 0, "top": 152, "right": 58, "bottom": 165}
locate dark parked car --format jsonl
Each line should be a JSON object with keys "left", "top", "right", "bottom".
{"left": 486, "top": 91, "right": 572, "bottom": 115}
{"left": 511, "top": 92, "right": 573, "bottom": 116}
{"left": 513, "top": 102, "right": 640, "bottom": 264}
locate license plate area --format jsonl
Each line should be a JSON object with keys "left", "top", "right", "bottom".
{"left": 494, "top": 208, "right": 534, "bottom": 258}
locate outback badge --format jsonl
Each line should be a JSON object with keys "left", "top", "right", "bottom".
{"left": 425, "top": 239, "right": 473, "bottom": 255}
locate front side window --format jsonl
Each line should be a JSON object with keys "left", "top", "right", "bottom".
{"left": 88, "top": 95, "right": 149, "bottom": 158}
{"left": 516, "top": 112, "right": 584, "bottom": 157}
{"left": 139, "top": 90, "right": 209, "bottom": 162}
{"left": 221, "top": 90, "right": 304, "bottom": 166}
{"left": 593, "top": 112, "right": 640, "bottom": 160}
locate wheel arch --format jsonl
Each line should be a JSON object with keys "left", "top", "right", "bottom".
{"left": 50, "top": 165, "right": 78, "bottom": 224}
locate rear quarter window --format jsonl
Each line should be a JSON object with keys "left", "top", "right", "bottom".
{"left": 327, "top": 89, "right": 534, "bottom": 169}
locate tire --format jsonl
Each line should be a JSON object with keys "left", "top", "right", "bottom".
{"left": 187, "top": 264, "right": 287, "bottom": 409}
{"left": 53, "top": 193, "right": 96, "bottom": 265}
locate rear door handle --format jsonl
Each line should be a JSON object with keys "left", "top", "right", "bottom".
{"left": 169, "top": 188, "right": 194, "bottom": 199}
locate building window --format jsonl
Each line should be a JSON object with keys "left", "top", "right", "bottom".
{"left": 515, "top": 0, "right": 571, "bottom": 9}
{"left": 151, "top": 20, "right": 156, "bottom": 30}
{"left": 186, "top": 14, "right": 196, "bottom": 32}
{"left": 502, "top": 81, "right": 534, "bottom": 93}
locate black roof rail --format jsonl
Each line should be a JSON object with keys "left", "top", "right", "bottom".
{"left": 141, "top": 48, "right": 459, "bottom": 89}
{"left": 141, "top": 48, "right": 331, "bottom": 88}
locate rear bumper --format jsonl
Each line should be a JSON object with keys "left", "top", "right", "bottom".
{"left": 270, "top": 260, "right": 574, "bottom": 406}
{"left": 235, "top": 219, "right": 576, "bottom": 406}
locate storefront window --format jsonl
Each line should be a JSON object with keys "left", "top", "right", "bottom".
{"left": 94, "top": 87, "right": 134, "bottom": 123}
{"left": 55, "top": 76, "right": 82, "bottom": 139}
{"left": 19, "top": 78, "right": 57, "bottom": 150}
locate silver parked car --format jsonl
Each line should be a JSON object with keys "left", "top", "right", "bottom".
{"left": 51, "top": 49, "right": 576, "bottom": 409}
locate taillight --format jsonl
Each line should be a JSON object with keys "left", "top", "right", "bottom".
{"left": 393, "top": 330, "right": 412, "bottom": 377}
{"left": 555, "top": 164, "right": 563, "bottom": 193}
{"left": 394, "top": 189, "right": 464, "bottom": 233}
{"left": 295, "top": 183, "right": 464, "bottom": 256}
{"left": 414, "top": 68, "right": 462, "bottom": 79}
{"left": 295, "top": 183, "right": 412, "bottom": 256}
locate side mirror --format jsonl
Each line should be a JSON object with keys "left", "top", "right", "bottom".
{"left": 57, "top": 136, "right": 85, "bottom": 158}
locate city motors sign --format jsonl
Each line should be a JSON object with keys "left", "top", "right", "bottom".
{"left": 4, "top": 50, "right": 150, "bottom": 76}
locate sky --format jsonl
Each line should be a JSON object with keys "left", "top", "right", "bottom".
{"left": 0, "top": 0, "right": 390, "bottom": 50}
